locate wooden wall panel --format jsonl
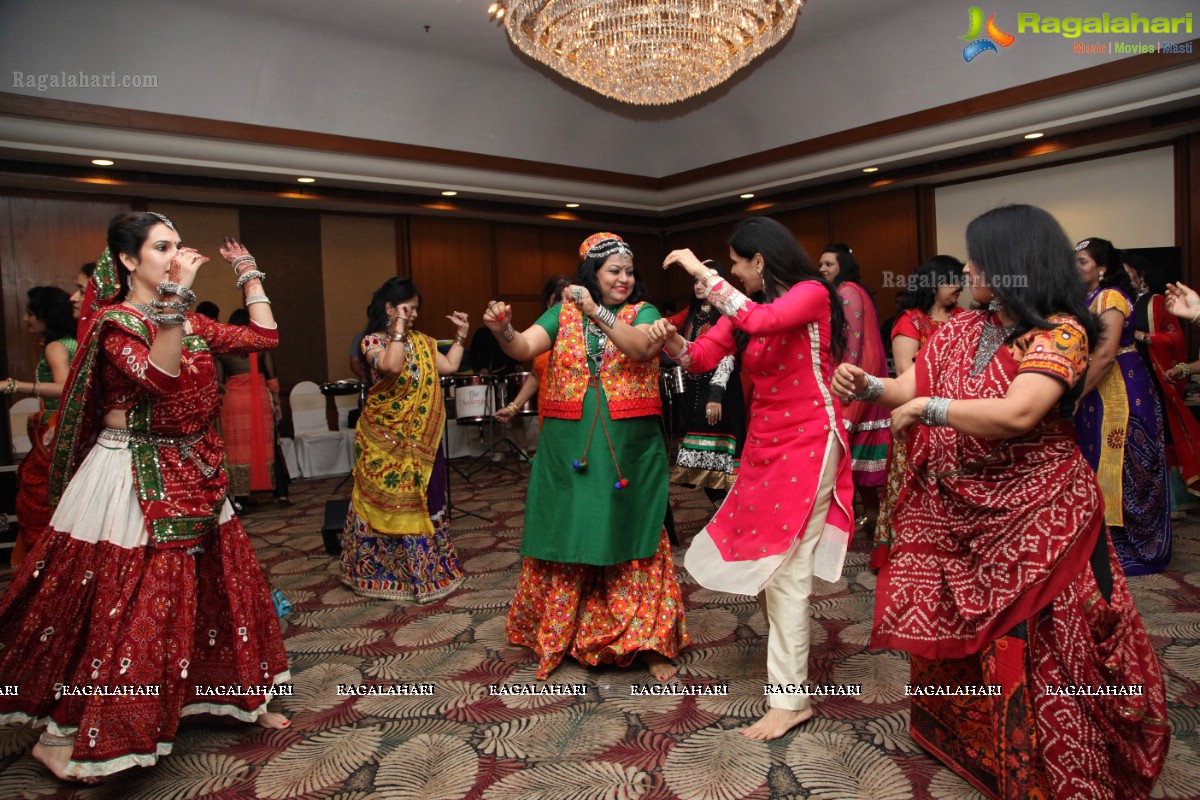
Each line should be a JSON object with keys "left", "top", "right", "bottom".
{"left": 409, "top": 217, "right": 495, "bottom": 345}
{"left": 775, "top": 207, "right": 833, "bottom": 263}
{"left": 321, "top": 215, "right": 398, "bottom": 381}
{"left": 237, "top": 207, "right": 324, "bottom": 389}
{"left": 0, "top": 194, "right": 128, "bottom": 386}
{"left": 829, "top": 189, "right": 921, "bottom": 312}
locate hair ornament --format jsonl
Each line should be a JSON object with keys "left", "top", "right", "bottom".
{"left": 579, "top": 232, "right": 632, "bottom": 260}
{"left": 147, "top": 211, "right": 176, "bottom": 231}
{"left": 1074, "top": 239, "right": 1091, "bottom": 252}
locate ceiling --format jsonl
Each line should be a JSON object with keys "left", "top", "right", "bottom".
{"left": 0, "top": 0, "right": 1198, "bottom": 223}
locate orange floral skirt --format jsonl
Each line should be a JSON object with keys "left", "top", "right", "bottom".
{"left": 506, "top": 530, "right": 689, "bottom": 679}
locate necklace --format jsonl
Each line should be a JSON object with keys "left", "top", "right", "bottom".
{"left": 972, "top": 315, "right": 1016, "bottom": 375}
{"left": 585, "top": 319, "right": 608, "bottom": 371}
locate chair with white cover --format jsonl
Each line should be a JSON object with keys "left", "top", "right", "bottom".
{"left": 9, "top": 398, "right": 41, "bottom": 458}
{"left": 333, "top": 391, "right": 359, "bottom": 464}
{"left": 289, "top": 381, "right": 351, "bottom": 478}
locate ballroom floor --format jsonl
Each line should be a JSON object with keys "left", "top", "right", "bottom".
{"left": 1, "top": 461, "right": 1197, "bottom": 800}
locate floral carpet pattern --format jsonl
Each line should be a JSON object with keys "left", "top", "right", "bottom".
{"left": 1, "top": 461, "right": 1198, "bottom": 799}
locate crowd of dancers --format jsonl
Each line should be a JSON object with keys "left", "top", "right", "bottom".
{"left": 0, "top": 204, "right": 1194, "bottom": 797}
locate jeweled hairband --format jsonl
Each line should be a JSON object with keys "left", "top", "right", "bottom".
{"left": 586, "top": 239, "right": 633, "bottom": 259}
{"left": 1074, "top": 240, "right": 1090, "bottom": 251}
{"left": 148, "top": 211, "right": 176, "bottom": 231}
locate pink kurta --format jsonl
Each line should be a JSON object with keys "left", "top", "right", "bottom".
{"left": 682, "top": 280, "right": 854, "bottom": 589}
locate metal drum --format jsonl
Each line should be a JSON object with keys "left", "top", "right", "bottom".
{"left": 661, "top": 366, "right": 686, "bottom": 398}
{"left": 319, "top": 379, "right": 361, "bottom": 397}
{"left": 503, "top": 371, "right": 538, "bottom": 416}
{"left": 453, "top": 375, "right": 498, "bottom": 423}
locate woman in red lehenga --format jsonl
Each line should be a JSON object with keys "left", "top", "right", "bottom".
{"left": 217, "top": 308, "right": 281, "bottom": 511}
{"left": 0, "top": 212, "right": 289, "bottom": 782}
{"left": 834, "top": 205, "right": 1168, "bottom": 799}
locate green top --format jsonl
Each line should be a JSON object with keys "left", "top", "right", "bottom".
{"left": 520, "top": 302, "right": 667, "bottom": 565}
{"left": 36, "top": 336, "right": 77, "bottom": 423}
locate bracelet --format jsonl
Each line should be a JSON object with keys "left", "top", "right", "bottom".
{"left": 390, "top": 331, "right": 408, "bottom": 343}
{"left": 919, "top": 396, "right": 953, "bottom": 426}
{"left": 3, "top": 378, "right": 15, "bottom": 394}
{"left": 157, "top": 282, "right": 197, "bottom": 304}
{"left": 500, "top": 325, "right": 516, "bottom": 343}
{"left": 236, "top": 269, "right": 267, "bottom": 289}
{"left": 150, "top": 298, "right": 191, "bottom": 311}
{"left": 31, "top": 380, "right": 39, "bottom": 398}
{"left": 230, "top": 255, "right": 256, "bottom": 273}
{"left": 702, "top": 268, "right": 719, "bottom": 284}
{"left": 590, "top": 305, "right": 618, "bottom": 328}
{"left": 507, "top": 402, "right": 519, "bottom": 415}
{"left": 454, "top": 334, "right": 466, "bottom": 346}
{"left": 245, "top": 295, "right": 272, "bottom": 306}
{"left": 849, "top": 374, "right": 884, "bottom": 402}
{"left": 37, "top": 733, "right": 74, "bottom": 748}
{"left": 1176, "top": 362, "right": 1192, "bottom": 379}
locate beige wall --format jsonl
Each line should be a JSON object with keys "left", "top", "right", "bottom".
{"left": 320, "top": 215, "right": 398, "bottom": 381}
{"left": 935, "top": 148, "right": 1175, "bottom": 258}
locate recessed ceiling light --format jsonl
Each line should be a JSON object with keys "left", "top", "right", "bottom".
{"left": 565, "top": 203, "right": 580, "bottom": 208}
{"left": 296, "top": 177, "right": 316, "bottom": 183}
{"left": 91, "top": 159, "right": 114, "bottom": 166}
{"left": 740, "top": 193, "right": 755, "bottom": 199}
{"left": 441, "top": 190, "right": 458, "bottom": 197}
{"left": 1024, "top": 132, "right": 1045, "bottom": 139}
{"left": 862, "top": 167, "right": 879, "bottom": 173}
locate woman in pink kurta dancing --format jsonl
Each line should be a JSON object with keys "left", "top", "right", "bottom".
{"left": 650, "top": 217, "right": 855, "bottom": 740}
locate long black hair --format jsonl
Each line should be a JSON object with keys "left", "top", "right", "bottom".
{"left": 965, "top": 205, "right": 1098, "bottom": 352}
{"left": 898, "top": 255, "right": 963, "bottom": 315}
{"left": 574, "top": 243, "right": 647, "bottom": 307}
{"left": 821, "top": 243, "right": 863, "bottom": 288}
{"left": 541, "top": 274, "right": 572, "bottom": 310}
{"left": 27, "top": 286, "right": 75, "bottom": 343}
{"left": 107, "top": 210, "right": 177, "bottom": 301}
{"left": 1078, "top": 237, "right": 1137, "bottom": 298}
{"left": 359, "top": 277, "right": 422, "bottom": 374}
{"left": 731, "top": 217, "right": 846, "bottom": 361}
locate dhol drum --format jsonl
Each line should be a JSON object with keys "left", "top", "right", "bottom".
{"left": 661, "top": 365, "right": 686, "bottom": 398}
{"left": 319, "top": 379, "right": 361, "bottom": 397}
{"left": 452, "top": 375, "right": 498, "bottom": 424}
{"left": 502, "top": 371, "right": 538, "bottom": 416}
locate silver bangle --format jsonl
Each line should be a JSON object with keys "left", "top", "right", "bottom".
{"left": 236, "top": 269, "right": 266, "bottom": 289}
{"left": 245, "top": 295, "right": 271, "bottom": 306}
{"left": 151, "top": 312, "right": 187, "bottom": 326}
{"left": 500, "top": 324, "right": 516, "bottom": 343}
{"left": 850, "top": 374, "right": 884, "bottom": 402}
{"left": 37, "top": 733, "right": 75, "bottom": 747}
{"left": 150, "top": 298, "right": 190, "bottom": 311}
{"left": 157, "top": 281, "right": 196, "bottom": 304}
{"left": 591, "top": 306, "right": 618, "bottom": 328}
{"left": 919, "top": 396, "right": 953, "bottom": 426}
{"left": 231, "top": 255, "right": 256, "bottom": 273}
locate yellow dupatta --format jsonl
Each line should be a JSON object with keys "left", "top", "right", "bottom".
{"left": 351, "top": 331, "right": 446, "bottom": 535}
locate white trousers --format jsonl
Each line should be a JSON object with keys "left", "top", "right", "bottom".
{"left": 761, "top": 448, "right": 837, "bottom": 711}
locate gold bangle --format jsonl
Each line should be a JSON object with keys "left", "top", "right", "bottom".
{"left": 507, "top": 402, "right": 519, "bottom": 414}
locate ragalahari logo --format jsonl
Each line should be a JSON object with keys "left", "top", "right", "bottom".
{"left": 961, "top": 7, "right": 1016, "bottom": 61}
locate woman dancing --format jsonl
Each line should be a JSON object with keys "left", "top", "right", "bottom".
{"left": 483, "top": 232, "right": 688, "bottom": 681}
{"left": 0, "top": 211, "right": 289, "bottom": 781}
{"left": 833, "top": 204, "right": 1167, "bottom": 799}
{"left": 651, "top": 217, "right": 854, "bottom": 740}
{"left": 341, "top": 277, "right": 470, "bottom": 602}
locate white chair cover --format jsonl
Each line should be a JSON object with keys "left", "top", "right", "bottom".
{"left": 289, "top": 381, "right": 351, "bottom": 478}
{"left": 9, "top": 397, "right": 41, "bottom": 457}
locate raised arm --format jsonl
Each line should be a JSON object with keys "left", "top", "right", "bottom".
{"left": 481, "top": 300, "right": 553, "bottom": 362}
{"left": 435, "top": 312, "right": 471, "bottom": 376}
{"left": 706, "top": 279, "right": 829, "bottom": 336}
{"left": 561, "top": 285, "right": 661, "bottom": 362}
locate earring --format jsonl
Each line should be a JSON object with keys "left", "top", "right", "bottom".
{"left": 126, "top": 274, "right": 136, "bottom": 294}
{"left": 987, "top": 299, "right": 1005, "bottom": 312}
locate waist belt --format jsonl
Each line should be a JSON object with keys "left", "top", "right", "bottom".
{"left": 101, "top": 427, "right": 217, "bottom": 478}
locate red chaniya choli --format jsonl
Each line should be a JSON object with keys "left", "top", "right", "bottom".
{"left": 0, "top": 307, "right": 290, "bottom": 778}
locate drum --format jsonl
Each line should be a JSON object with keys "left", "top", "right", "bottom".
{"left": 319, "top": 379, "right": 361, "bottom": 396}
{"left": 661, "top": 366, "right": 686, "bottom": 398}
{"left": 503, "top": 371, "right": 538, "bottom": 416}
{"left": 453, "top": 375, "right": 497, "bottom": 423}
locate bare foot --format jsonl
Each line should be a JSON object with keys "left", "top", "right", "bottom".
{"left": 255, "top": 712, "right": 290, "bottom": 729}
{"left": 739, "top": 707, "right": 813, "bottom": 740}
{"left": 642, "top": 651, "right": 677, "bottom": 682}
{"left": 32, "top": 736, "right": 101, "bottom": 784}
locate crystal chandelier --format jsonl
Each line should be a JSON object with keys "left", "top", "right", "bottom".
{"left": 488, "top": 1, "right": 804, "bottom": 106}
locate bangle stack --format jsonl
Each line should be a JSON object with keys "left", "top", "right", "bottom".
{"left": 1175, "top": 362, "right": 1192, "bottom": 379}
{"left": 919, "top": 396, "right": 953, "bottom": 426}
{"left": 454, "top": 333, "right": 467, "bottom": 346}
{"left": 590, "top": 306, "right": 618, "bottom": 329}
{"left": 229, "top": 255, "right": 256, "bottom": 274}
{"left": 849, "top": 374, "right": 884, "bottom": 402}
{"left": 506, "top": 402, "right": 519, "bottom": 415}
{"left": 157, "top": 282, "right": 197, "bottom": 304}
{"left": 245, "top": 295, "right": 271, "bottom": 306}
{"left": 235, "top": 269, "right": 266, "bottom": 289}
{"left": 390, "top": 330, "right": 408, "bottom": 343}
{"left": 3, "top": 378, "right": 16, "bottom": 394}
{"left": 500, "top": 324, "right": 516, "bottom": 343}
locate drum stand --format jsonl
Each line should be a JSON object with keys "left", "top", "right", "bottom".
{"left": 443, "top": 415, "right": 487, "bottom": 523}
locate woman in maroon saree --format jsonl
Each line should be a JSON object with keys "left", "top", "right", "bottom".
{"left": 833, "top": 205, "right": 1167, "bottom": 799}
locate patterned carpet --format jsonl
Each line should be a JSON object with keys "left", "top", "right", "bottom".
{"left": 1, "top": 459, "right": 1199, "bottom": 800}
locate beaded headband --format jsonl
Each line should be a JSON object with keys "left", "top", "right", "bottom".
{"left": 579, "top": 232, "right": 632, "bottom": 260}
{"left": 1074, "top": 239, "right": 1091, "bottom": 251}
{"left": 148, "top": 211, "right": 176, "bottom": 231}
